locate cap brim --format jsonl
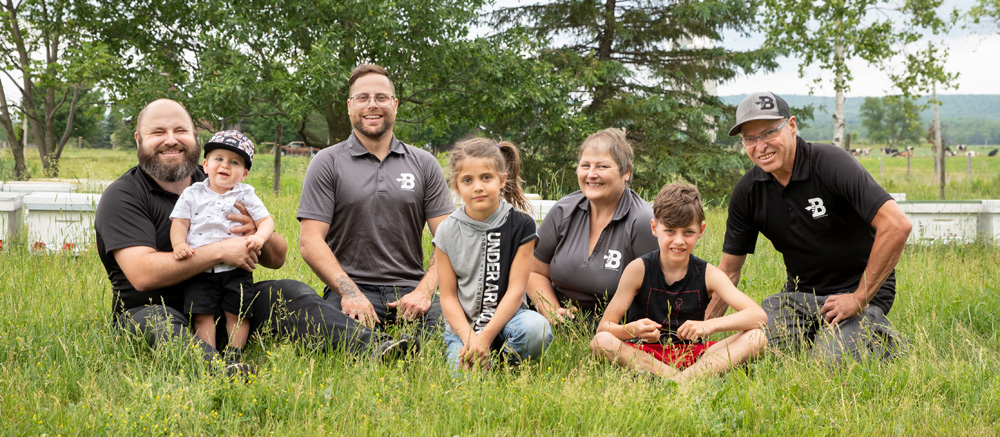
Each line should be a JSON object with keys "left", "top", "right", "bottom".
{"left": 728, "top": 115, "right": 785, "bottom": 137}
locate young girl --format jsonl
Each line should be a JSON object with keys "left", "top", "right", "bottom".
{"left": 433, "top": 138, "right": 553, "bottom": 371}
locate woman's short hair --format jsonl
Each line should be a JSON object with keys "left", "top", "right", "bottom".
{"left": 578, "top": 128, "right": 633, "bottom": 178}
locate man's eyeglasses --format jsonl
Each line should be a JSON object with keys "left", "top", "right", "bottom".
{"left": 350, "top": 93, "right": 396, "bottom": 108}
{"left": 737, "top": 118, "right": 789, "bottom": 148}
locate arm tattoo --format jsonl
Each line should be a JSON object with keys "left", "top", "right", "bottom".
{"left": 335, "top": 275, "right": 362, "bottom": 299}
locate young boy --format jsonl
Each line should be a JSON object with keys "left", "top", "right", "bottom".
{"left": 590, "top": 183, "right": 767, "bottom": 384}
{"left": 170, "top": 130, "right": 274, "bottom": 368}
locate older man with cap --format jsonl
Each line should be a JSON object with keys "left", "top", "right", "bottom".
{"left": 715, "top": 91, "right": 912, "bottom": 362}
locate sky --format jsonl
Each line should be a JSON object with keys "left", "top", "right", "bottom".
{"left": 716, "top": 29, "right": 1000, "bottom": 98}
{"left": 717, "top": 0, "right": 1000, "bottom": 97}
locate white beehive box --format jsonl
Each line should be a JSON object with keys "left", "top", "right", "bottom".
{"left": 23, "top": 192, "right": 101, "bottom": 252}
{"left": 980, "top": 200, "right": 1000, "bottom": 244}
{"left": 2, "top": 181, "right": 75, "bottom": 193}
{"left": 898, "top": 201, "right": 982, "bottom": 244}
{"left": 0, "top": 192, "right": 25, "bottom": 250}
{"left": 529, "top": 199, "right": 558, "bottom": 223}
{"left": 32, "top": 178, "right": 114, "bottom": 194}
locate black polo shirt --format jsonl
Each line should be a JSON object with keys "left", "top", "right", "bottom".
{"left": 95, "top": 166, "right": 207, "bottom": 315}
{"left": 534, "top": 189, "right": 658, "bottom": 311}
{"left": 723, "top": 137, "right": 897, "bottom": 314}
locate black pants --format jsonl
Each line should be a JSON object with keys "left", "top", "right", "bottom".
{"left": 115, "top": 279, "right": 389, "bottom": 361}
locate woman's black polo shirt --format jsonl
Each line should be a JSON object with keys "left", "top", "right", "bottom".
{"left": 723, "top": 137, "right": 897, "bottom": 314}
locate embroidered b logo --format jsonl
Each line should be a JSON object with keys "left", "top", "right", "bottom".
{"left": 757, "top": 96, "right": 775, "bottom": 110}
{"left": 805, "top": 197, "right": 827, "bottom": 218}
{"left": 396, "top": 173, "right": 415, "bottom": 190}
{"left": 604, "top": 250, "right": 622, "bottom": 269}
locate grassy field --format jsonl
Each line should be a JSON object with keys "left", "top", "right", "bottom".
{"left": 2, "top": 148, "right": 999, "bottom": 434}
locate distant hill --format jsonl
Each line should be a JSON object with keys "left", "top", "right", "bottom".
{"left": 719, "top": 94, "right": 1000, "bottom": 146}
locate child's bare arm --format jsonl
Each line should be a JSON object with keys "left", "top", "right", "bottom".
{"left": 596, "top": 259, "right": 661, "bottom": 343}
{"left": 170, "top": 218, "right": 194, "bottom": 260}
{"left": 245, "top": 216, "right": 274, "bottom": 251}
{"left": 676, "top": 264, "right": 767, "bottom": 341}
{"left": 436, "top": 246, "right": 488, "bottom": 369}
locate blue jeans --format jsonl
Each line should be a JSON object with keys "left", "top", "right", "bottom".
{"left": 442, "top": 308, "right": 553, "bottom": 370}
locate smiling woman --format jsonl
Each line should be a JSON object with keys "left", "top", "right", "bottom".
{"left": 526, "top": 128, "right": 658, "bottom": 325}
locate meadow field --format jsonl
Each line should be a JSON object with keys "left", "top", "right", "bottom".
{"left": 1, "top": 148, "right": 999, "bottom": 434}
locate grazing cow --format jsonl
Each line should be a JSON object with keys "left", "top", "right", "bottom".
{"left": 989, "top": 148, "right": 998, "bottom": 157}
{"left": 882, "top": 147, "right": 899, "bottom": 157}
{"left": 957, "top": 144, "right": 968, "bottom": 151}
{"left": 966, "top": 151, "right": 980, "bottom": 157}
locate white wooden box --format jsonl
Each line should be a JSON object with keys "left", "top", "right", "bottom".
{"left": 980, "top": 200, "right": 1000, "bottom": 244}
{"left": 2, "top": 181, "right": 75, "bottom": 193}
{"left": 898, "top": 201, "right": 982, "bottom": 244}
{"left": 0, "top": 192, "right": 24, "bottom": 250}
{"left": 23, "top": 192, "right": 101, "bottom": 252}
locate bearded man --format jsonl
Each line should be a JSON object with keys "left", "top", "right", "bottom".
{"left": 298, "top": 64, "right": 452, "bottom": 334}
{"left": 95, "top": 99, "right": 413, "bottom": 376}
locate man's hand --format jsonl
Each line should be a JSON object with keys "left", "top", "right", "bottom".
{"left": 820, "top": 293, "right": 868, "bottom": 326}
{"left": 227, "top": 202, "right": 256, "bottom": 236}
{"left": 336, "top": 275, "right": 378, "bottom": 328}
{"left": 460, "top": 332, "right": 491, "bottom": 371}
{"left": 387, "top": 289, "right": 431, "bottom": 323}
{"left": 173, "top": 242, "right": 194, "bottom": 260}
{"left": 217, "top": 236, "right": 259, "bottom": 272}
{"left": 624, "top": 318, "right": 662, "bottom": 343}
{"left": 677, "top": 319, "right": 713, "bottom": 342}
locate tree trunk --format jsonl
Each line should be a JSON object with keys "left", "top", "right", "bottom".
{"left": 586, "top": 0, "right": 617, "bottom": 116}
{"left": 0, "top": 84, "right": 28, "bottom": 180}
{"left": 272, "top": 122, "right": 283, "bottom": 194}
{"left": 832, "top": 44, "right": 846, "bottom": 149}
{"left": 933, "top": 82, "right": 944, "bottom": 200}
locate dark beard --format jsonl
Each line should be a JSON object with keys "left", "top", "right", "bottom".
{"left": 352, "top": 116, "right": 393, "bottom": 140}
{"left": 137, "top": 139, "right": 200, "bottom": 182}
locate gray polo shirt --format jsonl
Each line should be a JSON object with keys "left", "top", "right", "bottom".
{"left": 297, "top": 133, "right": 453, "bottom": 287}
{"left": 534, "top": 189, "right": 657, "bottom": 310}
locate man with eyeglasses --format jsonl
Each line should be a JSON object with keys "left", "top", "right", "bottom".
{"left": 715, "top": 91, "right": 912, "bottom": 362}
{"left": 298, "top": 64, "right": 452, "bottom": 336}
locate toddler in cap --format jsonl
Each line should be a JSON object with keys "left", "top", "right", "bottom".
{"left": 170, "top": 130, "right": 275, "bottom": 374}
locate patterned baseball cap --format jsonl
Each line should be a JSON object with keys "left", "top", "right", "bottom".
{"left": 728, "top": 91, "right": 791, "bottom": 136}
{"left": 204, "top": 130, "right": 255, "bottom": 169}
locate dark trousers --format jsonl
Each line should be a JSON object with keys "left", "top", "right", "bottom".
{"left": 324, "top": 283, "right": 443, "bottom": 337}
{"left": 115, "top": 279, "right": 389, "bottom": 361}
{"left": 762, "top": 292, "right": 906, "bottom": 362}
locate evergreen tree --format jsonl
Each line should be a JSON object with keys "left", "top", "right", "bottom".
{"left": 491, "top": 0, "right": 782, "bottom": 199}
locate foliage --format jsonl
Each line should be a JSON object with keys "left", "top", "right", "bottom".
{"left": 967, "top": 0, "right": 1000, "bottom": 32}
{"left": 860, "top": 95, "right": 924, "bottom": 149}
{"left": 490, "top": 0, "right": 782, "bottom": 200}
{"left": 0, "top": 0, "right": 120, "bottom": 177}
{"left": 756, "top": 0, "right": 957, "bottom": 148}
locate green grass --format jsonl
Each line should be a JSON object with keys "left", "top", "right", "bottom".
{"left": 2, "top": 148, "right": 999, "bottom": 434}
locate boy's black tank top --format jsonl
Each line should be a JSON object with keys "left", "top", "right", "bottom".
{"left": 626, "top": 250, "right": 710, "bottom": 344}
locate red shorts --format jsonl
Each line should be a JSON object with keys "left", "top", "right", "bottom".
{"left": 624, "top": 341, "right": 718, "bottom": 369}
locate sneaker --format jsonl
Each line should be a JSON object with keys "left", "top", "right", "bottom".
{"left": 223, "top": 361, "right": 257, "bottom": 382}
{"left": 372, "top": 335, "right": 420, "bottom": 362}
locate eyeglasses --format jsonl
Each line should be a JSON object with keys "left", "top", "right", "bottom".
{"left": 350, "top": 93, "right": 396, "bottom": 108}
{"left": 737, "top": 118, "right": 789, "bottom": 148}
